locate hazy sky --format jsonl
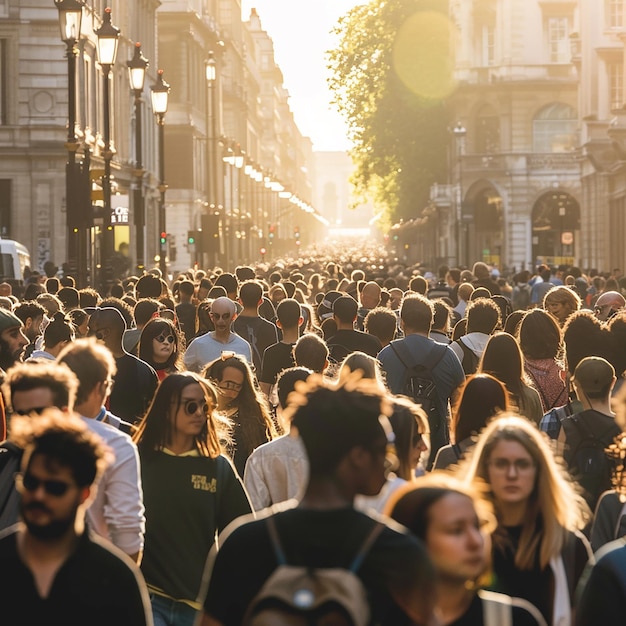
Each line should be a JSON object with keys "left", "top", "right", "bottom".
{"left": 241, "top": 0, "right": 363, "bottom": 152}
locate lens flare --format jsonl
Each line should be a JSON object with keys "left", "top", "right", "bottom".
{"left": 392, "top": 11, "right": 457, "bottom": 102}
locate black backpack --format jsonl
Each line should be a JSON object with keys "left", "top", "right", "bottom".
{"left": 455, "top": 338, "right": 480, "bottom": 376}
{"left": 389, "top": 341, "right": 447, "bottom": 437}
{"left": 561, "top": 413, "right": 620, "bottom": 509}
{"left": 327, "top": 343, "right": 353, "bottom": 365}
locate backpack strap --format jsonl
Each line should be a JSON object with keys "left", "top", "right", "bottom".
{"left": 390, "top": 340, "right": 447, "bottom": 374}
{"left": 265, "top": 515, "right": 384, "bottom": 573}
{"left": 265, "top": 515, "right": 288, "bottom": 566}
{"left": 478, "top": 590, "right": 513, "bottom": 626}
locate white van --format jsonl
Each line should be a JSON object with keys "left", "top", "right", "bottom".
{"left": 0, "top": 239, "right": 31, "bottom": 281}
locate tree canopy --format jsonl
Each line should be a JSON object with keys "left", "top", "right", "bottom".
{"left": 328, "top": 0, "right": 453, "bottom": 225}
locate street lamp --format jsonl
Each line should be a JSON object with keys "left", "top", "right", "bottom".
{"left": 453, "top": 121, "right": 467, "bottom": 266}
{"left": 151, "top": 69, "right": 170, "bottom": 278}
{"left": 54, "top": 0, "right": 84, "bottom": 285}
{"left": 95, "top": 7, "right": 120, "bottom": 289}
{"left": 205, "top": 51, "right": 217, "bottom": 268}
{"left": 127, "top": 42, "right": 149, "bottom": 274}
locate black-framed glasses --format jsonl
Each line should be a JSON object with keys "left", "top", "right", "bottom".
{"left": 488, "top": 458, "right": 536, "bottom": 474}
{"left": 13, "top": 406, "right": 48, "bottom": 416}
{"left": 155, "top": 334, "right": 175, "bottom": 344}
{"left": 218, "top": 380, "right": 243, "bottom": 392}
{"left": 182, "top": 399, "right": 209, "bottom": 416}
{"left": 16, "top": 472, "right": 74, "bottom": 497}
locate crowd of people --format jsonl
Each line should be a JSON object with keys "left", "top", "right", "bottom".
{"left": 0, "top": 250, "right": 626, "bottom": 625}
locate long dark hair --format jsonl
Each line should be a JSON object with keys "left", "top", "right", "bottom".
{"left": 138, "top": 317, "right": 184, "bottom": 372}
{"left": 203, "top": 355, "right": 276, "bottom": 442}
{"left": 479, "top": 332, "right": 531, "bottom": 410}
{"left": 133, "top": 372, "right": 227, "bottom": 458}
{"left": 452, "top": 373, "right": 509, "bottom": 443}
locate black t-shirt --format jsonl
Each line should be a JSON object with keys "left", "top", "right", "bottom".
{"left": 234, "top": 315, "right": 278, "bottom": 374}
{"left": 0, "top": 528, "right": 150, "bottom": 626}
{"left": 449, "top": 593, "right": 543, "bottom": 626}
{"left": 109, "top": 353, "right": 159, "bottom": 424}
{"left": 326, "top": 329, "right": 382, "bottom": 359}
{"left": 260, "top": 341, "right": 295, "bottom": 385}
{"left": 203, "top": 507, "right": 434, "bottom": 626}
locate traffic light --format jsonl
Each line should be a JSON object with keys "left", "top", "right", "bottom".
{"left": 160, "top": 231, "right": 167, "bottom": 245}
{"left": 187, "top": 230, "right": 198, "bottom": 245}
{"left": 268, "top": 223, "right": 275, "bottom": 242}
{"left": 293, "top": 225, "right": 300, "bottom": 239}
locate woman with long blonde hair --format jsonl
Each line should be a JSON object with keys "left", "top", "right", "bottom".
{"left": 462, "top": 415, "right": 591, "bottom": 625}
{"left": 387, "top": 473, "right": 547, "bottom": 626}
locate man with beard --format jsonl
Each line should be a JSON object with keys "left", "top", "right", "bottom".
{"left": 0, "top": 409, "right": 151, "bottom": 625}
{"left": 0, "top": 308, "right": 29, "bottom": 439}
{"left": 13, "top": 301, "right": 47, "bottom": 360}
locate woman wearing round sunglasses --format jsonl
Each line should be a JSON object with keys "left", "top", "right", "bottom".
{"left": 462, "top": 415, "right": 591, "bottom": 626}
{"left": 138, "top": 318, "right": 184, "bottom": 381}
{"left": 203, "top": 354, "right": 276, "bottom": 477}
{"left": 133, "top": 372, "right": 252, "bottom": 626}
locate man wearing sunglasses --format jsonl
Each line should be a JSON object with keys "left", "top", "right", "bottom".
{"left": 184, "top": 296, "right": 252, "bottom": 372}
{"left": 0, "top": 410, "right": 151, "bottom": 625}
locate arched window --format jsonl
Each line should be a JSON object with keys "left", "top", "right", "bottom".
{"left": 533, "top": 103, "right": 578, "bottom": 153}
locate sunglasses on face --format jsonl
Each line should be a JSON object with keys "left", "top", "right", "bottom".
{"left": 155, "top": 334, "right": 175, "bottom": 344}
{"left": 17, "top": 472, "right": 73, "bottom": 497}
{"left": 13, "top": 406, "right": 48, "bottom": 416}
{"left": 211, "top": 312, "right": 232, "bottom": 320}
{"left": 182, "top": 399, "right": 209, "bottom": 416}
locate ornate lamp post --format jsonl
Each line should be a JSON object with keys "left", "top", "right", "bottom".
{"left": 95, "top": 7, "right": 120, "bottom": 288}
{"left": 54, "top": 0, "right": 84, "bottom": 284}
{"left": 127, "top": 43, "right": 149, "bottom": 274}
{"left": 151, "top": 70, "right": 170, "bottom": 278}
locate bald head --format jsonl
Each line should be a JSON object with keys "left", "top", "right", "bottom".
{"left": 360, "top": 281, "right": 382, "bottom": 309}
{"left": 594, "top": 291, "right": 626, "bottom": 321}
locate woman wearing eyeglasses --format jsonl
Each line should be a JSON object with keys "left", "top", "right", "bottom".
{"left": 133, "top": 372, "right": 252, "bottom": 626}
{"left": 203, "top": 354, "right": 276, "bottom": 477}
{"left": 387, "top": 473, "right": 547, "bottom": 626}
{"left": 138, "top": 318, "right": 184, "bottom": 381}
{"left": 462, "top": 415, "right": 592, "bottom": 626}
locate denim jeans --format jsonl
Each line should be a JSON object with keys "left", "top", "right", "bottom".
{"left": 150, "top": 593, "right": 198, "bottom": 626}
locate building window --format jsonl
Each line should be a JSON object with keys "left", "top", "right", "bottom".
{"left": 547, "top": 17, "right": 569, "bottom": 63}
{"left": 609, "top": 61, "right": 624, "bottom": 110}
{"left": 476, "top": 105, "right": 500, "bottom": 153}
{"left": 608, "top": 0, "right": 624, "bottom": 28}
{"left": 482, "top": 24, "right": 495, "bottom": 66}
{"left": 533, "top": 103, "right": 578, "bottom": 153}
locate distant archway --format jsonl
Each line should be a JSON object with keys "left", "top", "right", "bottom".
{"left": 464, "top": 181, "right": 504, "bottom": 267}
{"left": 531, "top": 191, "right": 580, "bottom": 265}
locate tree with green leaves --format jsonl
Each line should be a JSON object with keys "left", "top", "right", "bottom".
{"left": 328, "top": 0, "right": 453, "bottom": 225}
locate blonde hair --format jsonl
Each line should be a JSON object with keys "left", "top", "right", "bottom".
{"left": 461, "top": 414, "right": 589, "bottom": 569}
